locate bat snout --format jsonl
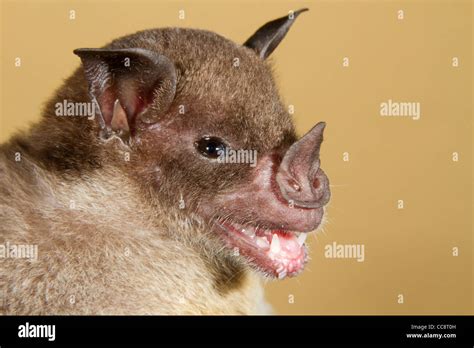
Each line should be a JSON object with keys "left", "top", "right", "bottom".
{"left": 276, "top": 122, "right": 331, "bottom": 209}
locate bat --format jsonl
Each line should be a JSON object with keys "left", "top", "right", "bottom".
{"left": 0, "top": 8, "right": 330, "bottom": 314}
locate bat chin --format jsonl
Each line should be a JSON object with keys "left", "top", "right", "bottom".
{"left": 214, "top": 220, "right": 313, "bottom": 279}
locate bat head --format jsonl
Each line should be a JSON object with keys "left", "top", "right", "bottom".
{"left": 73, "top": 9, "right": 330, "bottom": 279}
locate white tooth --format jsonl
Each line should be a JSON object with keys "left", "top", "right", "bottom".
{"left": 256, "top": 237, "right": 269, "bottom": 248}
{"left": 242, "top": 228, "right": 255, "bottom": 238}
{"left": 278, "top": 270, "right": 287, "bottom": 279}
{"left": 297, "top": 233, "right": 307, "bottom": 246}
{"left": 270, "top": 234, "right": 281, "bottom": 254}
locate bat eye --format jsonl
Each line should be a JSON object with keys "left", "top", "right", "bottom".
{"left": 195, "top": 136, "right": 227, "bottom": 159}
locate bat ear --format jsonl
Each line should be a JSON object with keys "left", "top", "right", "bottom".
{"left": 73, "top": 48, "right": 177, "bottom": 143}
{"left": 243, "top": 8, "right": 308, "bottom": 60}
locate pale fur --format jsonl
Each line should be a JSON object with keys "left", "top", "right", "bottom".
{"left": 0, "top": 149, "right": 269, "bottom": 315}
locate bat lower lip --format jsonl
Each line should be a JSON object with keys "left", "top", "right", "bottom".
{"left": 214, "top": 220, "right": 308, "bottom": 279}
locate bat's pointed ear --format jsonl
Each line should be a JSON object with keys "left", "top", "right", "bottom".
{"left": 243, "top": 8, "right": 308, "bottom": 59}
{"left": 73, "top": 48, "right": 177, "bottom": 143}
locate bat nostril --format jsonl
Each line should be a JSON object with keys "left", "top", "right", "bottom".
{"left": 288, "top": 179, "right": 301, "bottom": 192}
{"left": 312, "top": 177, "right": 320, "bottom": 190}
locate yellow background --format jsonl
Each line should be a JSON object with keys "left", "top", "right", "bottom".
{"left": 1, "top": 0, "right": 472, "bottom": 314}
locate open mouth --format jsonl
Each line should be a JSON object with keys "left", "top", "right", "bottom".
{"left": 216, "top": 221, "right": 309, "bottom": 279}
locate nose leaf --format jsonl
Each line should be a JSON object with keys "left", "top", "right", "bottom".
{"left": 276, "top": 122, "right": 330, "bottom": 208}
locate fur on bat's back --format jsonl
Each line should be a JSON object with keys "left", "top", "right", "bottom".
{"left": 0, "top": 27, "right": 272, "bottom": 315}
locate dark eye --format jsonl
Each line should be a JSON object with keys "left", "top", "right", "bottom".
{"left": 195, "top": 136, "right": 227, "bottom": 159}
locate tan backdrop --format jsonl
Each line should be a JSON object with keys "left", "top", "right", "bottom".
{"left": 1, "top": 0, "right": 472, "bottom": 314}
